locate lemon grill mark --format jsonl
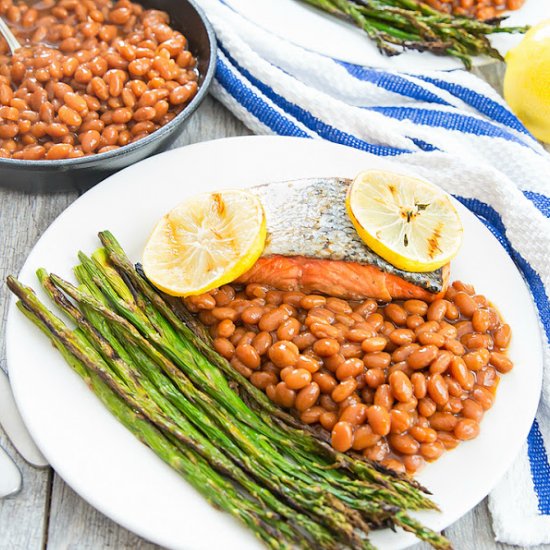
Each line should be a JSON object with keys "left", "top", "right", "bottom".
{"left": 427, "top": 223, "right": 444, "bottom": 259}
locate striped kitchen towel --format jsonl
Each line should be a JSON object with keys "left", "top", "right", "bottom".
{"left": 191, "top": 0, "right": 550, "bottom": 544}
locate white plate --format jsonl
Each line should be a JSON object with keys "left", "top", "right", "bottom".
{"left": 6, "top": 136, "right": 543, "bottom": 549}
{"left": 224, "top": 0, "right": 548, "bottom": 71}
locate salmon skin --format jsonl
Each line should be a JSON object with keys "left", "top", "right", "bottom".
{"left": 236, "top": 177, "right": 449, "bottom": 302}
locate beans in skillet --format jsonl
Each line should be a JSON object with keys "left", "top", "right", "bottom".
{"left": 0, "top": 0, "right": 198, "bottom": 159}
{"left": 186, "top": 280, "right": 513, "bottom": 475}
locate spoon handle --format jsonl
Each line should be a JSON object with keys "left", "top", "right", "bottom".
{"left": 0, "top": 17, "right": 21, "bottom": 54}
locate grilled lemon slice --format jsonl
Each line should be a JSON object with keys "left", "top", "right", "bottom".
{"left": 143, "top": 189, "right": 266, "bottom": 296}
{"left": 346, "top": 170, "right": 463, "bottom": 272}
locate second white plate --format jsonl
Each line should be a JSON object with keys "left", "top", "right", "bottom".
{"left": 224, "top": 0, "right": 546, "bottom": 71}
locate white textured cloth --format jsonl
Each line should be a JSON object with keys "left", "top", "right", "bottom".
{"left": 193, "top": 0, "right": 550, "bottom": 544}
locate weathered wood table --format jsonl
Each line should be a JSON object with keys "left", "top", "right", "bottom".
{"left": 1, "top": 63, "right": 549, "bottom": 550}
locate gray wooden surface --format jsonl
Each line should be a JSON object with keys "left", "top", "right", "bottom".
{"left": 0, "top": 68, "right": 548, "bottom": 550}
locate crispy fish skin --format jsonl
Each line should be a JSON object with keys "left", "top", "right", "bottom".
{"left": 236, "top": 177, "right": 449, "bottom": 301}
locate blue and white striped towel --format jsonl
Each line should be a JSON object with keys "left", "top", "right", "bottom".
{"left": 191, "top": 0, "right": 550, "bottom": 544}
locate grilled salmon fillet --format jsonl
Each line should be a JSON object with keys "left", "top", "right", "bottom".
{"left": 236, "top": 177, "right": 450, "bottom": 302}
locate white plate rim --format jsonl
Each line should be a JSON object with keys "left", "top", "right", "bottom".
{"left": 223, "top": 0, "right": 545, "bottom": 71}
{"left": 5, "top": 135, "right": 543, "bottom": 549}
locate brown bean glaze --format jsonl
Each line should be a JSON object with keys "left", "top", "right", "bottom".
{"left": 0, "top": 0, "right": 198, "bottom": 159}
{"left": 187, "top": 280, "right": 513, "bottom": 475}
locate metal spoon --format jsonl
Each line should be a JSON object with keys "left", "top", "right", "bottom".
{"left": 0, "top": 16, "right": 21, "bottom": 55}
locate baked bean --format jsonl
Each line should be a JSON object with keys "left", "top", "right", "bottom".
{"left": 235, "top": 343, "right": 261, "bottom": 370}
{"left": 391, "top": 343, "right": 419, "bottom": 363}
{"left": 374, "top": 384, "right": 394, "bottom": 409}
{"left": 429, "top": 412, "right": 458, "bottom": 431}
{"left": 405, "top": 314, "right": 424, "bottom": 329}
{"left": 283, "top": 368, "right": 311, "bottom": 391}
{"left": 410, "top": 372, "right": 427, "bottom": 399}
{"left": 230, "top": 357, "right": 252, "bottom": 379}
{"left": 415, "top": 320, "right": 439, "bottom": 335}
{"left": 367, "top": 405, "right": 391, "bottom": 436}
{"left": 331, "top": 421, "right": 354, "bottom": 452}
{"left": 274, "top": 382, "right": 296, "bottom": 408}
{"left": 455, "top": 292, "right": 478, "bottom": 318}
{"left": 300, "top": 406, "right": 324, "bottom": 424}
{"left": 403, "top": 454, "right": 425, "bottom": 474}
{"left": 295, "top": 382, "right": 320, "bottom": 412}
{"left": 252, "top": 332, "right": 271, "bottom": 356}
{"left": 462, "top": 398, "right": 484, "bottom": 422}
{"left": 493, "top": 324, "right": 511, "bottom": 349}
{"left": 454, "top": 418, "right": 480, "bottom": 440}
{"left": 46, "top": 142, "right": 72, "bottom": 159}
{"left": 205, "top": 279, "right": 513, "bottom": 467}
{"left": 352, "top": 424, "right": 380, "bottom": 450}
{"left": 489, "top": 351, "right": 513, "bottom": 373}
{"left": 360, "top": 337, "right": 386, "bottom": 353}
{"left": 318, "top": 395, "right": 338, "bottom": 413}
{"left": 313, "top": 338, "right": 340, "bottom": 357}
{"left": 444, "top": 338, "right": 465, "bottom": 356}
{"left": 363, "top": 352, "right": 391, "bottom": 369}
{"left": 477, "top": 367, "right": 497, "bottom": 388}
{"left": 417, "top": 330, "right": 445, "bottom": 347}
{"left": 389, "top": 371, "right": 413, "bottom": 402}
{"left": 408, "top": 345, "right": 438, "bottom": 370}
{"left": 427, "top": 374, "right": 449, "bottom": 406}
{"left": 436, "top": 431, "right": 459, "bottom": 450}
{"left": 410, "top": 425, "right": 437, "bottom": 443}
{"left": 449, "top": 356, "right": 470, "bottom": 388}
{"left": 311, "top": 371, "right": 337, "bottom": 395}
{"left": 340, "top": 403, "right": 368, "bottom": 425}
{"left": 275, "top": 317, "right": 299, "bottom": 341}
{"left": 390, "top": 409, "right": 411, "bottom": 434}
{"left": 309, "top": 322, "right": 338, "bottom": 340}
{"left": 294, "top": 355, "right": 319, "bottom": 374}
{"left": 292, "top": 332, "right": 316, "bottom": 351}
{"left": 389, "top": 433, "right": 419, "bottom": 455}
{"left": 250, "top": 371, "right": 278, "bottom": 390}
{"left": 463, "top": 349, "right": 489, "bottom": 371}
{"left": 268, "top": 341, "right": 299, "bottom": 368}
{"left": 331, "top": 379, "right": 357, "bottom": 403}
{"left": 461, "top": 332, "right": 492, "bottom": 350}
{"left": 403, "top": 299, "right": 428, "bottom": 316}
{"left": 446, "top": 376, "right": 465, "bottom": 398}
{"left": 420, "top": 440, "right": 445, "bottom": 461}
{"left": 384, "top": 303, "right": 407, "bottom": 325}
{"left": 472, "top": 309, "right": 490, "bottom": 332}
{"left": 217, "top": 319, "right": 235, "bottom": 338}
{"left": 362, "top": 368, "right": 384, "bottom": 389}
{"left": 389, "top": 328, "right": 415, "bottom": 346}
{"left": 213, "top": 337, "right": 234, "bottom": 360}
{"left": 319, "top": 411, "right": 338, "bottom": 431}
{"left": 427, "top": 299, "right": 448, "bottom": 322}
{"left": 336, "top": 358, "right": 364, "bottom": 380}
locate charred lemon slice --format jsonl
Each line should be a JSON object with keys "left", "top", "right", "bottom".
{"left": 143, "top": 189, "right": 266, "bottom": 296}
{"left": 346, "top": 170, "right": 463, "bottom": 272}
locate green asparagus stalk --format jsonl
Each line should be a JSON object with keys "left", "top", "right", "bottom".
{"left": 13, "top": 302, "right": 301, "bottom": 550}
{"left": 40, "top": 269, "right": 368, "bottom": 549}
{"left": 298, "top": 0, "right": 527, "bottom": 68}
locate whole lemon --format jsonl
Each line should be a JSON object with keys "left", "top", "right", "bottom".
{"left": 504, "top": 20, "right": 550, "bottom": 143}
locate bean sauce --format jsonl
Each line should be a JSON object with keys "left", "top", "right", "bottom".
{"left": 187, "top": 280, "right": 513, "bottom": 475}
{"left": 0, "top": 0, "right": 198, "bottom": 159}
